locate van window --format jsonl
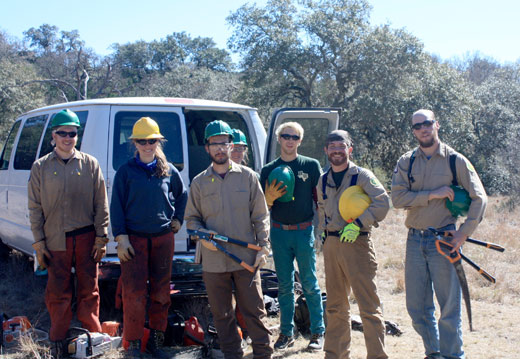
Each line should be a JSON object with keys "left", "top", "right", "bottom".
{"left": 39, "top": 111, "right": 89, "bottom": 158}
{"left": 0, "top": 120, "right": 22, "bottom": 170}
{"left": 273, "top": 118, "right": 330, "bottom": 167}
{"left": 185, "top": 110, "right": 254, "bottom": 181}
{"left": 113, "top": 111, "right": 183, "bottom": 171}
{"left": 13, "top": 115, "right": 48, "bottom": 170}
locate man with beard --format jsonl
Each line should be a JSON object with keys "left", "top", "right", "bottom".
{"left": 317, "top": 130, "right": 389, "bottom": 359}
{"left": 391, "top": 110, "right": 487, "bottom": 359}
{"left": 260, "top": 122, "right": 325, "bottom": 351}
{"left": 185, "top": 120, "right": 273, "bottom": 359}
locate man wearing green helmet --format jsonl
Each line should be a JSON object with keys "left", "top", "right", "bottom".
{"left": 391, "top": 109, "right": 488, "bottom": 359}
{"left": 317, "top": 130, "right": 390, "bottom": 359}
{"left": 185, "top": 120, "right": 273, "bottom": 359}
{"left": 230, "top": 128, "right": 250, "bottom": 165}
{"left": 28, "top": 109, "right": 109, "bottom": 358}
{"left": 260, "top": 122, "right": 325, "bottom": 351}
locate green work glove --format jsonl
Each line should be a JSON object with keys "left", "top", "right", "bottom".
{"left": 339, "top": 222, "right": 360, "bottom": 243}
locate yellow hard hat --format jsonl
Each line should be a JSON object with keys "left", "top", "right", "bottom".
{"left": 338, "top": 185, "right": 371, "bottom": 222}
{"left": 129, "top": 117, "right": 164, "bottom": 139}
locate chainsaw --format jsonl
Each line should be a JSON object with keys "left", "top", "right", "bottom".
{"left": 65, "top": 327, "right": 121, "bottom": 358}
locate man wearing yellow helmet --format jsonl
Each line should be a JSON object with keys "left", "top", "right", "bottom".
{"left": 317, "top": 130, "right": 390, "bottom": 359}
{"left": 391, "top": 109, "right": 487, "bottom": 359}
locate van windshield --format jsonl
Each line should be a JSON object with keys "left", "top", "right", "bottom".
{"left": 185, "top": 110, "right": 254, "bottom": 181}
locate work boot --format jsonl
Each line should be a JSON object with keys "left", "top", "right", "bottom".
{"left": 127, "top": 339, "right": 143, "bottom": 359}
{"left": 424, "top": 353, "right": 441, "bottom": 359}
{"left": 146, "top": 329, "right": 169, "bottom": 358}
{"left": 50, "top": 340, "right": 66, "bottom": 359}
{"left": 274, "top": 333, "right": 295, "bottom": 350}
{"left": 307, "top": 332, "right": 324, "bottom": 351}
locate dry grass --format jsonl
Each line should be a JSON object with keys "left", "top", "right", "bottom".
{"left": 1, "top": 197, "right": 519, "bottom": 358}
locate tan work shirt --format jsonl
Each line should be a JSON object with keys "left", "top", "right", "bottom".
{"left": 28, "top": 150, "right": 109, "bottom": 251}
{"left": 317, "top": 162, "right": 390, "bottom": 233}
{"left": 185, "top": 161, "right": 270, "bottom": 273}
{"left": 391, "top": 142, "right": 487, "bottom": 237}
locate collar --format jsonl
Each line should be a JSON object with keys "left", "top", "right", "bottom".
{"left": 326, "top": 161, "right": 359, "bottom": 186}
{"left": 416, "top": 141, "right": 447, "bottom": 159}
{"left": 202, "top": 160, "right": 243, "bottom": 179}
{"left": 50, "top": 149, "right": 82, "bottom": 163}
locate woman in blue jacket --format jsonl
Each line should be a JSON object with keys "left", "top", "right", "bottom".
{"left": 110, "top": 117, "right": 187, "bottom": 358}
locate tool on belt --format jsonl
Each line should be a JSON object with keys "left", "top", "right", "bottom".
{"left": 429, "top": 227, "right": 506, "bottom": 331}
{"left": 187, "top": 229, "right": 260, "bottom": 273}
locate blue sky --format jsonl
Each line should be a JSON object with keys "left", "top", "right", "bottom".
{"left": 1, "top": 0, "right": 519, "bottom": 64}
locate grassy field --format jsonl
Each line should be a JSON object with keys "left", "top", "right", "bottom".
{"left": 1, "top": 197, "right": 518, "bottom": 358}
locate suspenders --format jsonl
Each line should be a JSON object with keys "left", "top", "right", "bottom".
{"left": 320, "top": 167, "right": 358, "bottom": 227}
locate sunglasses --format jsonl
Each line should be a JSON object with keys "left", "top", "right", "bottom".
{"left": 411, "top": 119, "right": 435, "bottom": 130}
{"left": 280, "top": 134, "right": 300, "bottom": 141}
{"left": 231, "top": 145, "right": 247, "bottom": 152}
{"left": 135, "top": 139, "right": 158, "bottom": 145}
{"left": 207, "top": 142, "right": 231, "bottom": 150}
{"left": 55, "top": 131, "right": 78, "bottom": 138}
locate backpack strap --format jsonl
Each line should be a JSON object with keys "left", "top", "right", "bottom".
{"left": 407, "top": 149, "right": 417, "bottom": 187}
{"left": 321, "top": 168, "right": 331, "bottom": 200}
{"left": 350, "top": 173, "right": 358, "bottom": 187}
{"left": 449, "top": 153, "right": 458, "bottom": 186}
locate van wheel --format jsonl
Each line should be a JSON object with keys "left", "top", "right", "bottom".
{"left": 0, "top": 240, "right": 11, "bottom": 261}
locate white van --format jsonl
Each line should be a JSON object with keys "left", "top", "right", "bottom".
{"left": 0, "top": 97, "right": 339, "bottom": 264}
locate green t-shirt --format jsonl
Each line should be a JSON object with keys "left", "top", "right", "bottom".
{"left": 260, "top": 155, "right": 321, "bottom": 224}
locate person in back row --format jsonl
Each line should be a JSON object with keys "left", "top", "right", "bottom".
{"left": 260, "top": 122, "right": 325, "bottom": 351}
{"left": 110, "top": 117, "right": 188, "bottom": 359}
{"left": 28, "top": 109, "right": 109, "bottom": 359}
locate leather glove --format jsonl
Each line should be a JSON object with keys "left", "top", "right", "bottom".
{"left": 115, "top": 235, "right": 135, "bottom": 262}
{"left": 264, "top": 179, "right": 287, "bottom": 206}
{"left": 171, "top": 219, "right": 182, "bottom": 233}
{"left": 339, "top": 222, "right": 360, "bottom": 243}
{"left": 253, "top": 246, "right": 270, "bottom": 268}
{"left": 32, "top": 240, "right": 52, "bottom": 269}
{"left": 91, "top": 236, "right": 109, "bottom": 262}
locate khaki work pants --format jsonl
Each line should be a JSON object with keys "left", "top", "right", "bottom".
{"left": 323, "top": 234, "right": 388, "bottom": 359}
{"left": 203, "top": 270, "right": 273, "bottom": 359}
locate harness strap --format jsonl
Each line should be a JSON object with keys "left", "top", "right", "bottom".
{"left": 407, "top": 148, "right": 459, "bottom": 188}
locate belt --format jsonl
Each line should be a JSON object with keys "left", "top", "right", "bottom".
{"left": 325, "top": 230, "right": 369, "bottom": 238}
{"left": 409, "top": 227, "right": 453, "bottom": 238}
{"left": 127, "top": 226, "right": 172, "bottom": 238}
{"left": 65, "top": 225, "right": 95, "bottom": 237}
{"left": 272, "top": 221, "right": 313, "bottom": 231}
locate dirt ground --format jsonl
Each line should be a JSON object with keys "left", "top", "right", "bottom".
{"left": 1, "top": 197, "right": 518, "bottom": 358}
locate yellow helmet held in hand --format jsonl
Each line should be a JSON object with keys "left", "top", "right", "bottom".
{"left": 129, "top": 117, "right": 164, "bottom": 139}
{"left": 339, "top": 186, "right": 371, "bottom": 222}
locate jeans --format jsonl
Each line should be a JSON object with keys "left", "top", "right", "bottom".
{"left": 405, "top": 225, "right": 465, "bottom": 359}
{"left": 270, "top": 225, "right": 325, "bottom": 337}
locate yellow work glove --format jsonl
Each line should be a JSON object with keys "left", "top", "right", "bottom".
{"left": 171, "top": 219, "right": 182, "bottom": 234}
{"left": 115, "top": 235, "right": 135, "bottom": 262}
{"left": 264, "top": 179, "right": 287, "bottom": 207}
{"left": 339, "top": 222, "right": 360, "bottom": 243}
{"left": 91, "top": 236, "right": 109, "bottom": 262}
{"left": 254, "top": 246, "right": 270, "bottom": 268}
{"left": 32, "top": 240, "right": 52, "bottom": 269}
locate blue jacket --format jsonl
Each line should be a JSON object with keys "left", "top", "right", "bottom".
{"left": 110, "top": 158, "right": 188, "bottom": 236}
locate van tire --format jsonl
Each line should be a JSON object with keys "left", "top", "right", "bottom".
{"left": 0, "top": 240, "right": 11, "bottom": 261}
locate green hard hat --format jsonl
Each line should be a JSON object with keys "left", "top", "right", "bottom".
{"left": 204, "top": 120, "right": 234, "bottom": 143}
{"left": 268, "top": 165, "right": 295, "bottom": 202}
{"left": 446, "top": 185, "right": 471, "bottom": 217}
{"left": 51, "top": 109, "right": 80, "bottom": 128}
{"left": 231, "top": 129, "right": 247, "bottom": 145}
